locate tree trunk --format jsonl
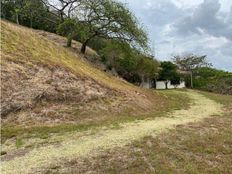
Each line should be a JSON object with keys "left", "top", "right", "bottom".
{"left": 30, "top": 15, "right": 33, "bottom": 28}
{"left": 67, "top": 36, "right": 72, "bottom": 47}
{"left": 81, "top": 42, "right": 87, "bottom": 54}
{"left": 60, "top": 11, "right": 64, "bottom": 22}
{"left": 165, "top": 81, "right": 168, "bottom": 89}
{"left": 141, "top": 75, "right": 145, "bottom": 83}
{"left": 140, "top": 75, "right": 146, "bottom": 87}
{"left": 67, "top": 38, "right": 72, "bottom": 47}
{"left": 190, "top": 71, "right": 193, "bottom": 88}
{"left": 2, "top": 12, "right": 5, "bottom": 19}
{"left": 16, "top": 13, "right": 19, "bottom": 25}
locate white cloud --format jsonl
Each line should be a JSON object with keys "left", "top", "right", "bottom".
{"left": 203, "top": 36, "right": 229, "bottom": 49}
{"left": 171, "top": 0, "right": 203, "bottom": 8}
{"left": 119, "top": 0, "right": 232, "bottom": 71}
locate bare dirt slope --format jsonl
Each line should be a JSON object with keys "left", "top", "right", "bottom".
{"left": 1, "top": 90, "right": 223, "bottom": 174}
{"left": 1, "top": 20, "right": 162, "bottom": 126}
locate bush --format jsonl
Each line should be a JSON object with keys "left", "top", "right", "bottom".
{"left": 193, "top": 67, "right": 232, "bottom": 95}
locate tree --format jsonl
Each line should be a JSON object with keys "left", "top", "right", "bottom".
{"left": 136, "top": 55, "right": 159, "bottom": 86}
{"left": 1, "top": 0, "right": 14, "bottom": 20}
{"left": 5, "top": 0, "right": 24, "bottom": 25}
{"left": 99, "top": 40, "right": 159, "bottom": 85}
{"left": 192, "top": 67, "right": 232, "bottom": 95}
{"left": 42, "top": 0, "right": 81, "bottom": 22}
{"left": 172, "top": 54, "right": 211, "bottom": 88}
{"left": 21, "top": 0, "right": 48, "bottom": 28}
{"left": 73, "top": 0, "right": 148, "bottom": 54}
{"left": 57, "top": 19, "right": 79, "bottom": 47}
{"left": 158, "top": 61, "right": 180, "bottom": 89}
{"left": 99, "top": 40, "right": 138, "bottom": 81}
{"left": 1, "top": 0, "right": 58, "bottom": 31}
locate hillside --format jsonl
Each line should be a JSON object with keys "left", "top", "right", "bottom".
{"left": 1, "top": 20, "right": 232, "bottom": 174}
{"left": 1, "top": 20, "right": 165, "bottom": 127}
{"left": 1, "top": 0, "right": 232, "bottom": 173}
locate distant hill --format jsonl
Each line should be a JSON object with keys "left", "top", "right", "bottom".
{"left": 1, "top": 20, "right": 164, "bottom": 127}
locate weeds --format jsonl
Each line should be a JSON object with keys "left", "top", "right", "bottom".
{"left": 15, "top": 138, "right": 23, "bottom": 148}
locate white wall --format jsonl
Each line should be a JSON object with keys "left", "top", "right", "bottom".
{"left": 140, "top": 82, "right": 152, "bottom": 89}
{"left": 156, "top": 81, "right": 166, "bottom": 89}
{"left": 176, "top": 81, "right": 186, "bottom": 89}
{"left": 156, "top": 81, "right": 185, "bottom": 89}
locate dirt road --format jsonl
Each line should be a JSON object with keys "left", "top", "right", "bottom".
{"left": 1, "top": 90, "right": 223, "bottom": 174}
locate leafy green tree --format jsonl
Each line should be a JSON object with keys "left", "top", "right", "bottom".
{"left": 136, "top": 55, "right": 159, "bottom": 86}
{"left": 1, "top": 0, "right": 14, "bottom": 20}
{"left": 158, "top": 61, "right": 180, "bottom": 89}
{"left": 1, "top": 0, "right": 58, "bottom": 31}
{"left": 99, "top": 40, "right": 137, "bottom": 79}
{"left": 99, "top": 40, "right": 159, "bottom": 84}
{"left": 57, "top": 19, "right": 79, "bottom": 47}
{"left": 2, "top": 0, "right": 24, "bottom": 24}
{"left": 20, "top": 0, "right": 47, "bottom": 28}
{"left": 87, "top": 37, "right": 109, "bottom": 53}
{"left": 172, "top": 54, "right": 211, "bottom": 88}
{"left": 72, "top": 0, "right": 148, "bottom": 54}
{"left": 193, "top": 67, "right": 232, "bottom": 95}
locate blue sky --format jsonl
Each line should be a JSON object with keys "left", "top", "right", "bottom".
{"left": 120, "top": 0, "right": 232, "bottom": 71}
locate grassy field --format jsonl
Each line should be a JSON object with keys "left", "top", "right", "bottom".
{"left": 1, "top": 90, "right": 225, "bottom": 174}
{"left": 44, "top": 91, "right": 232, "bottom": 174}
{"left": 1, "top": 90, "right": 190, "bottom": 145}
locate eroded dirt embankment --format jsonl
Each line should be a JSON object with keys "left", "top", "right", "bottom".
{"left": 2, "top": 58, "right": 156, "bottom": 127}
{"left": 1, "top": 61, "right": 113, "bottom": 115}
{"left": 1, "top": 20, "right": 158, "bottom": 126}
{"left": 1, "top": 91, "right": 223, "bottom": 174}
{"left": 1, "top": 59, "right": 156, "bottom": 126}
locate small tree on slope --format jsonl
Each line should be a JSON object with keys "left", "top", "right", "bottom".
{"left": 73, "top": 0, "right": 148, "bottom": 54}
{"left": 173, "top": 54, "right": 211, "bottom": 88}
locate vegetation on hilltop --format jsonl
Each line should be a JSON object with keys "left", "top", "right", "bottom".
{"left": 193, "top": 67, "right": 232, "bottom": 95}
{"left": 172, "top": 54, "right": 232, "bottom": 95}
{"left": 1, "top": 0, "right": 160, "bottom": 86}
{"left": 1, "top": 0, "right": 231, "bottom": 94}
{"left": 158, "top": 61, "right": 181, "bottom": 89}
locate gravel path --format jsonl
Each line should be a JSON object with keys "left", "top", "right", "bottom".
{"left": 1, "top": 91, "right": 223, "bottom": 174}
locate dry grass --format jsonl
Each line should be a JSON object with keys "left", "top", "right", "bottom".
{"left": 1, "top": 89, "right": 190, "bottom": 143}
{"left": 1, "top": 20, "right": 134, "bottom": 91}
{"left": 45, "top": 91, "right": 232, "bottom": 174}
{"left": 35, "top": 30, "right": 98, "bottom": 57}
{"left": 1, "top": 91, "right": 223, "bottom": 174}
{"left": 1, "top": 20, "right": 191, "bottom": 157}
{"left": 1, "top": 20, "right": 168, "bottom": 127}
{"left": 2, "top": 20, "right": 229, "bottom": 174}
{"left": 1, "top": 20, "right": 192, "bottom": 144}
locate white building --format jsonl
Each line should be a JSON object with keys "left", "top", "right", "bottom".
{"left": 155, "top": 80, "right": 186, "bottom": 89}
{"left": 140, "top": 80, "right": 153, "bottom": 89}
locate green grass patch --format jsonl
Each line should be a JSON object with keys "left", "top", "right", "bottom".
{"left": 15, "top": 138, "right": 24, "bottom": 148}
{"left": 197, "top": 90, "right": 232, "bottom": 106}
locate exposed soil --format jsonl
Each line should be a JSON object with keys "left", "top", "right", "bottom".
{"left": 1, "top": 20, "right": 160, "bottom": 127}
{"left": 1, "top": 59, "right": 121, "bottom": 125}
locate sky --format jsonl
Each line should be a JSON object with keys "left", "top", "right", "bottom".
{"left": 120, "top": 0, "right": 232, "bottom": 71}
